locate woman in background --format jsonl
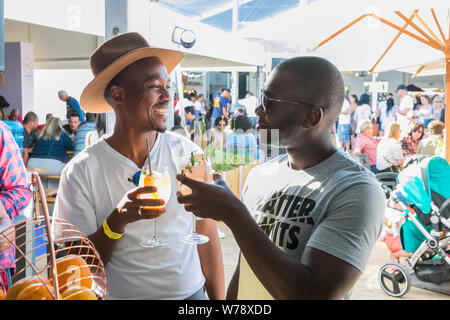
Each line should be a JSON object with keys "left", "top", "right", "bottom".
{"left": 401, "top": 122, "right": 425, "bottom": 157}
{"left": 432, "top": 95, "right": 444, "bottom": 121}
{"left": 354, "top": 93, "right": 372, "bottom": 134}
{"left": 376, "top": 123, "right": 405, "bottom": 173}
{"left": 27, "top": 117, "right": 75, "bottom": 175}
{"left": 349, "top": 94, "right": 358, "bottom": 150}
{"left": 419, "top": 95, "right": 433, "bottom": 127}
{"left": 379, "top": 96, "right": 397, "bottom": 135}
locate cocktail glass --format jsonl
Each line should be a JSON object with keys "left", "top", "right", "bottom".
{"left": 139, "top": 166, "right": 171, "bottom": 248}
{"left": 179, "top": 152, "right": 212, "bottom": 245}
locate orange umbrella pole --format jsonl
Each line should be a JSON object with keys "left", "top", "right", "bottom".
{"left": 412, "top": 11, "right": 444, "bottom": 46}
{"left": 369, "top": 13, "right": 442, "bottom": 50}
{"left": 395, "top": 11, "right": 443, "bottom": 49}
{"left": 314, "top": 14, "right": 369, "bottom": 49}
{"left": 316, "top": 13, "right": 441, "bottom": 52}
{"left": 370, "top": 11, "right": 417, "bottom": 73}
{"left": 430, "top": 9, "right": 446, "bottom": 43}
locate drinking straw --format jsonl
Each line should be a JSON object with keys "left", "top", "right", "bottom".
{"left": 146, "top": 136, "right": 152, "bottom": 175}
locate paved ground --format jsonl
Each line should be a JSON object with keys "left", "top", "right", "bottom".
{"left": 217, "top": 222, "right": 449, "bottom": 300}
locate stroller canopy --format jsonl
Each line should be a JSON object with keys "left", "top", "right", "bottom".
{"left": 398, "top": 156, "right": 450, "bottom": 211}
{"left": 397, "top": 156, "right": 450, "bottom": 253}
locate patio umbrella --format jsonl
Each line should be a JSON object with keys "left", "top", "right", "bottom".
{"left": 309, "top": 2, "right": 450, "bottom": 161}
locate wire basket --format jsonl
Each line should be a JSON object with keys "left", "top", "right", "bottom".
{"left": 0, "top": 172, "right": 106, "bottom": 300}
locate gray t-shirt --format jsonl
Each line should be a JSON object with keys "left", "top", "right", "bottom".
{"left": 242, "top": 150, "right": 385, "bottom": 274}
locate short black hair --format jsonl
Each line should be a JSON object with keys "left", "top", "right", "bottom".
{"left": 276, "top": 56, "right": 345, "bottom": 127}
{"left": 214, "top": 116, "right": 228, "bottom": 127}
{"left": 67, "top": 108, "right": 80, "bottom": 119}
{"left": 23, "top": 111, "right": 38, "bottom": 124}
{"left": 221, "top": 88, "right": 231, "bottom": 94}
{"left": 184, "top": 106, "right": 195, "bottom": 115}
{"left": 232, "top": 115, "right": 252, "bottom": 132}
{"left": 236, "top": 107, "right": 245, "bottom": 114}
{"left": 358, "top": 93, "right": 370, "bottom": 105}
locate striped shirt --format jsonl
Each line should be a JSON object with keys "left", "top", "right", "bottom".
{"left": 74, "top": 122, "right": 96, "bottom": 155}
{"left": 0, "top": 121, "right": 32, "bottom": 269}
{"left": 355, "top": 133, "right": 380, "bottom": 166}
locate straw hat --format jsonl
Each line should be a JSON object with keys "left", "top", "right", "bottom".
{"left": 80, "top": 32, "right": 184, "bottom": 113}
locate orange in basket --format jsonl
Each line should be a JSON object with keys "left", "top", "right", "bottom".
{"left": 16, "top": 282, "right": 55, "bottom": 300}
{"left": 49, "top": 254, "right": 93, "bottom": 293}
{"left": 6, "top": 276, "right": 43, "bottom": 300}
{"left": 61, "top": 286, "right": 97, "bottom": 300}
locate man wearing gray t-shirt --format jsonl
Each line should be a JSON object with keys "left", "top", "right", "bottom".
{"left": 177, "top": 56, "right": 385, "bottom": 299}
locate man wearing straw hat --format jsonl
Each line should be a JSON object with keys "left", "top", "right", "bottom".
{"left": 53, "top": 32, "right": 224, "bottom": 300}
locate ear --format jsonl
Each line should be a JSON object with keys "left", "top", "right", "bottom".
{"left": 108, "top": 85, "right": 125, "bottom": 105}
{"left": 303, "top": 107, "right": 323, "bottom": 128}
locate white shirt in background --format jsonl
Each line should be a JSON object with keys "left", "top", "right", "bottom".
{"left": 238, "top": 95, "right": 258, "bottom": 118}
{"left": 194, "top": 100, "right": 206, "bottom": 114}
{"left": 398, "top": 95, "right": 414, "bottom": 120}
{"left": 419, "top": 104, "right": 433, "bottom": 123}
{"left": 354, "top": 104, "right": 372, "bottom": 133}
{"left": 338, "top": 99, "right": 351, "bottom": 125}
{"left": 376, "top": 138, "right": 404, "bottom": 171}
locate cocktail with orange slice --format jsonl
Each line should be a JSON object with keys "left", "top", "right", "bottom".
{"left": 139, "top": 165, "right": 170, "bottom": 248}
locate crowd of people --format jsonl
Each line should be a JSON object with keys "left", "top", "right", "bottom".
{"left": 336, "top": 85, "right": 446, "bottom": 174}
{"left": 1, "top": 91, "right": 105, "bottom": 177}
{"left": 171, "top": 88, "right": 260, "bottom": 171}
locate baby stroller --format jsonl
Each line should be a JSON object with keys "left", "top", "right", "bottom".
{"left": 378, "top": 156, "right": 450, "bottom": 297}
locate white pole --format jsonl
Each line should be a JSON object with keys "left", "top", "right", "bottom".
{"left": 372, "top": 72, "right": 378, "bottom": 113}
{"left": 105, "top": 0, "right": 130, "bottom": 134}
{"left": 176, "top": 66, "right": 185, "bottom": 126}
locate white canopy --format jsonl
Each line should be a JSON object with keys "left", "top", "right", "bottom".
{"left": 238, "top": 0, "right": 449, "bottom": 73}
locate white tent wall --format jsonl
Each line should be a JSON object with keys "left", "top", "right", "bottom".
{"left": 4, "top": 0, "right": 105, "bottom": 37}
{"left": 33, "top": 69, "right": 93, "bottom": 124}
{"left": 5, "top": 19, "right": 103, "bottom": 70}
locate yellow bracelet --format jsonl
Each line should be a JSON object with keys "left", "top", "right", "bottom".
{"left": 102, "top": 219, "right": 124, "bottom": 240}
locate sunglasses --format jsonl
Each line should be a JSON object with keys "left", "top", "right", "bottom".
{"left": 260, "top": 90, "right": 322, "bottom": 114}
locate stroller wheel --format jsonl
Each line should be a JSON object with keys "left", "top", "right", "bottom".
{"left": 378, "top": 263, "right": 411, "bottom": 297}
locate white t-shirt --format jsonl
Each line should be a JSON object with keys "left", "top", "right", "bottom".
{"left": 354, "top": 104, "right": 372, "bottom": 133}
{"left": 419, "top": 104, "right": 433, "bottom": 123}
{"left": 398, "top": 95, "right": 414, "bottom": 119}
{"left": 376, "top": 138, "right": 404, "bottom": 171}
{"left": 194, "top": 101, "right": 206, "bottom": 114}
{"left": 237, "top": 96, "right": 258, "bottom": 118}
{"left": 338, "top": 99, "right": 351, "bottom": 125}
{"left": 53, "top": 131, "right": 205, "bottom": 299}
{"left": 238, "top": 151, "right": 385, "bottom": 299}
{"left": 378, "top": 101, "right": 398, "bottom": 131}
